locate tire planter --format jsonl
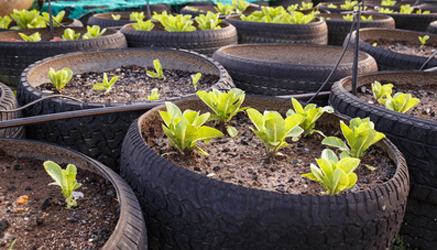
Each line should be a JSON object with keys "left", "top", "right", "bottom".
{"left": 0, "top": 27, "right": 127, "bottom": 88}
{"left": 0, "top": 0, "right": 33, "bottom": 17}
{"left": 347, "top": 28, "right": 437, "bottom": 70}
{"left": 318, "top": 13, "right": 395, "bottom": 45}
{"left": 427, "top": 20, "right": 437, "bottom": 34}
{"left": 212, "top": 43, "right": 377, "bottom": 95}
{"left": 318, "top": 2, "right": 356, "bottom": 13}
{"left": 120, "top": 96, "right": 409, "bottom": 250}
{"left": 179, "top": 5, "right": 259, "bottom": 17}
{"left": 0, "top": 138, "right": 147, "bottom": 249}
{"left": 329, "top": 71, "right": 437, "bottom": 250}
{"left": 224, "top": 15, "right": 328, "bottom": 44}
{"left": 120, "top": 22, "right": 237, "bottom": 56}
{"left": 365, "top": 10, "right": 437, "bottom": 32}
{"left": 0, "top": 81, "right": 24, "bottom": 139}
{"left": 17, "top": 48, "right": 234, "bottom": 172}
{"left": 363, "top": 1, "right": 407, "bottom": 12}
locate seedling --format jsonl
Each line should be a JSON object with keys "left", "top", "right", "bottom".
{"left": 416, "top": 9, "right": 430, "bottom": 14}
{"left": 340, "top": 1, "right": 359, "bottom": 10}
{"left": 92, "top": 73, "right": 119, "bottom": 94}
{"left": 7, "top": 238, "right": 17, "bottom": 250}
{"left": 112, "top": 14, "right": 121, "bottom": 20}
{"left": 43, "top": 161, "right": 82, "bottom": 209}
{"left": 286, "top": 98, "right": 334, "bottom": 137}
{"left": 61, "top": 28, "right": 81, "bottom": 40}
{"left": 322, "top": 117, "right": 386, "bottom": 160}
{"left": 195, "top": 12, "right": 222, "bottom": 30}
{"left": 232, "top": 0, "right": 250, "bottom": 14}
{"left": 82, "top": 25, "right": 106, "bottom": 39}
{"left": 159, "top": 14, "right": 196, "bottom": 32}
{"left": 0, "top": 15, "right": 12, "bottom": 29}
{"left": 18, "top": 32, "right": 41, "bottom": 42}
{"left": 399, "top": 4, "right": 414, "bottom": 14}
{"left": 215, "top": 3, "right": 234, "bottom": 15}
{"left": 381, "top": 0, "right": 396, "bottom": 6}
{"left": 418, "top": 35, "right": 430, "bottom": 49}
{"left": 378, "top": 8, "right": 394, "bottom": 13}
{"left": 287, "top": 4, "right": 299, "bottom": 12}
{"left": 10, "top": 9, "right": 46, "bottom": 29}
{"left": 342, "top": 14, "right": 373, "bottom": 21}
{"left": 159, "top": 102, "right": 224, "bottom": 155}
{"left": 378, "top": 92, "right": 420, "bottom": 113}
{"left": 242, "top": 7, "right": 316, "bottom": 24}
{"left": 130, "top": 12, "right": 145, "bottom": 22}
{"left": 148, "top": 88, "right": 160, "bottom": 100}
{"left": 185, "top": 6, "right": 201, "bottom": 12}
{"left": 146, "top": 59, "right": 165, "bottom": 79}
{"left": 327, "top": 3, "right": 337, "bottom": 8}
{"left": 41, "top": 10, "right": 65, "bottom": 27}
{"left": 48, "top": 67, "right": 73, "bottom": 93}
{"left": 300, "top": 1, "right": 314, "bottom": 10}
{"left": 371, "top": 81, "right": 393, "bottom": 100}
{"left": 190, "top": 72, "right": 202, "bottom": 90}
{"left": 132, "top": 20, "right": 155, "bottom": 31}
{"left": 247, "top": 108, "right": 305, "bottom": 154}
{"left": 302, "top": 149, "right": 360, "bottom": 195}
{"left": 372, "top": 42, "right": 377, "bottom": 46}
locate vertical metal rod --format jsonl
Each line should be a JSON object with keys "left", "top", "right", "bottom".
{"left": 146, "top": 0, "right": 151, "bottom": 20}
{"left": 47, "top": 0, "right": 54, "bottom": 40}
{"left": 351, "top": 2, "right": 362, "bottom": 96}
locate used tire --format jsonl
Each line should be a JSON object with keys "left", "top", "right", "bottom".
{"left": 0, "top": 82, "right": 24, "bottom": 139}
{"left": 427, "top": 20, "right": 437, "bottom": 34}
{"left": 365, "top": 10, "right": 437, "bottom": 32}
{"left": 120, "top": 97, "right": 409, "bottom": 250}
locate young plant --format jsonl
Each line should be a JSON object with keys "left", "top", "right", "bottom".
{"left": 242, "top": 7, "right": 315, "bottom": 24}
{"left": 41, "top": 10, "right": 65, "bottom": 27}
{"left": 286, "top": 98, "right": 334, "bottom": 137}
{"left": 10, "top": 9, "right": 46, "bottom": 29}
{"left": 215, "top": 3, "right": 234, "bottom": 15}
{"left": 18, "top": 32, "right": 41, "bottom": 42}
{"left": 378, "top": 92, "right": 420, "bottom": 113}
{"left": 416, "top": 9, "right": 430, "bottom": 14}
{"left": 0, "top": 15, "right": 12, "bottom": 29}
{"left": 340, "top": 1, "right": 359, "bottom": 10}
{"left": 342, "top": 14, "right": 373, "bottom": 21}
{"left": 185, "top": 6, "right": 201, "bottom": 12}
{"left": 399, "top": 4, "right": 414, "bottom": 14}
{"left": 302, "top": 149, "right": 360, "bottom": 195}
{"left": 44, "top": 161, "right": 82, "bottom": 209}
{"left": 195, "top": 12, "right": 222, "bottom": 30}
{"left": 378, "top": 8, "right": 394, "bottom": 13}
{"left": 159, "top": 14, "right": 196, "bottom": 32}
{"left": 371, "top": 81, "right": 393, "bottom": 100}
{"left": 381, "top": 0, "right": 396, "bottom": 6}
{"left": 112, "top": 14, "right": 121, "bottom": 20}
{"left": 191, "top": 72, "right": 202, "bottom": 90}
{"left": 61, "top": 28, "right": 81, "bottom": 40}
{"left": 159, "top": 102, "right": 224, "bottom": 155}
{"left": 232, "top": 0, "right": 250, "bottom": 14}
{"left": 146, "top": 59, "right": 165, "bottom": 79}
{"left": 322, "top": 117, "right": 386, "bottom": 159}
{"left": 82, "top": 25, "right": 106, "bottom": 39}
{"left": 92, "top": 73, "right": 119, "bottom": 94}
{"left": 418, "top": 35, "right": 430, "bottom": 49}
{"left": 247, "top": 108, "right": 305, "bottom": 154}
{"left": 148, "top": 88, "right": 160, "bottom": 100}
{"left": 48, "top": 67, "right": 73, "bottom": 93}
{"left": 132, "top": 20, "right": 155, "bottom": 31}
{"left": 7, "top": 238, "right": 17, "bottom": 250}
{"left": 130, "top": 12, "right": 145, "bottom": 22}
{"left": 327, "top": 3, "right": 337, "bottom": 8}
{"left": 300, "top": 1, "right": 314, "bottom": 10}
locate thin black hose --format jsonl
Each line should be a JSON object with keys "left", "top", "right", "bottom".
{"left": 0, "top": 95, "right": 83, "bottom": 113}
{"left": 419, "top": 49, "right": 437, "bottom": 71}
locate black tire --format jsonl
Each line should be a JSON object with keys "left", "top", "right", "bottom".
{"left": 373, "top": 11, "right": 437, "bottom": 32}
{"left": 427, "top": 20, "right": 437, "bottom": 34}
{"left": 120, "top": 22, "right": 238, "bottom": 56}
{"left": 0, "top": 28, "right": 127, "bottom": 87}
{"left": 347, "top": 28, "right": 437, "bottom": 70}
{"left": 212, "top": 43, "right": 377, "bottom": 95}
{"left": 224, "top": 16, "right": 328, "bottom": 44}
{"left": 120, "top": 97, "right": 409, "bottom": 250}
{"left": 17, "top": 48, "right": 234, "bottom": 172}
{"left": 0, "top": 82, "right": 24, "bottom": 139}
{"left": 318, "top": 13, "right": 395, "bottom": 46}
{"left": 0, "top": 138, "right": 147, "bottom": 250}
{"left": 179, "top": 5, "right": 258, "bottom": 17}
{"left": 329, "top": 71, "right": 437, "bottom": 204}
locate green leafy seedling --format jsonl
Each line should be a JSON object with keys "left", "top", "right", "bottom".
{"left": 327, "top": 3, "right": 337, "bottom": 8}
{"left": 195, "top": 12, "right": 222, "bottom": 30}
{"left": 340, "top": 1, "right": 359, "bottom": 10}
{"left": 418, "top": 35, "right": 430, "bottom": 49}
{"left": 287, "top": 4, "right": 299, "bottom": 12}
{"left": 82, "top": 25, "right": 106, "bottom": 39}
{"left": 18, "top": 32, "right": 41, "bottom": 42}
{"left": 159, "top": 102, "right": 224, "bottom": 155}
{"left": 160, "top": 13, "right": 196, "bottom": 32}
{"left": 48, "top": 67, "right": 73, "bottom": 93}
{"left": 371, "top": 81, "right": 393, "bottom": 100}
{"left": 130, "top": 12, "right": 145, "bottom": 21}
{"left": 10, "top": 9, "right": 46, "bottom": 29}
{"left": 41, "top": 10, "right": 65, "bottom": 27}
{"left": 302, "top": 149, "right": 360, "bottom": 195}
{"left": 215, "top": 3, "right": 234, "bottom": 15}
{"left": 185, "top": 6, "right": 200, "bottom": 12}
{"left": 7, "top": 238, "right": 17, "bottom": 250}
{"left": 92, "top": 73, "right": 119, "bottom": 94}
{"left": 132, "top": 20, "right": 155, "bottom": 31}
{"left": 232, "top": 0, "right": 250, "bottom": 14}
{"left": 61, "top": 28, "right": 81, "bottom": 40}
{"left": 416, "top": 9, "right": 430, "bottom": 14}
{"left": 0, "top": 15, "right": 12, "bottom": 29}
{"left": 300, "top": 1, "right": 314, "bottom": 10}
{"left": 247, "top": 108, "right": 305, "bottom": 154}
{"left": 148, "top": 88, "right": 160, "bottom": 100}
{"left": 381, "top": 0, "right": 396, "bottom": 6}
{"left": 112, "top": 14, "right": 121, "bottom": 20}
{"left": 399, "top": 4, "right": 414, "bottom": 14}
{"left": 378, "top": 8, "right": 394, "bottom": 13}
{"left": 286, "top": 98, "right": 334, "bottom": 137}
{"left": 147, "top": 59, "right": 165, "bottom": 80}
{"left": 361, "top": 15, "right": 373, "bottom": 21}
{"left": 191, "top": 72, "right": 202, "bottom": 90}
{"left": 43, "top": 161, "right": 82, "bottom": 209}
{"left": 322, "top": 117, "right": 386, "bottom": 160}
{"left": 378, "top": 92, "right": 420, "bottom": 113}
{"left": 372, "top": 42, "right": 377, "bottom": 46}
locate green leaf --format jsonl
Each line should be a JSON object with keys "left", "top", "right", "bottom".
{"left": 226, "top": 125, "right": 238, "bottom": 137}
{"left": 247, "top": 108, "right": 264, "bottom": 131}
{"left": 322, "top": 136, "right": 350, "bottom": 153}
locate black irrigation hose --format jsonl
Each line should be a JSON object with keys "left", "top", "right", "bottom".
{"left": 419, "top": 49, "right": 437, "bottom": 71}
{"left": 0, "top": 95, "right": 82, "bottom": 112}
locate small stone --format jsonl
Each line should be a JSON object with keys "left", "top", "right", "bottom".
{"left": 264, "top": 158, "right": 271, "bottom": 164}
{"left": 270, "top": 167, "right": 276, "bottom": 172}
{"left": 297, "top": 142, "right": 305, "bottom": 148}
{"left": 41, "top": 198, "right": 51, "bottom": 211}
{"left": 213, "top": 166, "right": 220, "bottom": 172}
{"left": 13, "top": 164, "right": 22, "bottom": 170}
{"left": 288, "top": 177, "right": 295, "bottom": 183}
{"left": 194, "top": 167, "right": 201, "bottom": 172}
{"left": 36, "top": 217, "right": 44, "bottom": 226}
{"left": 105, "top": 189, "right": 115, "bottom": 197}
{"left": 293, "top": 159, "right": 302, "bottom": 164}
{"left": 247, "top": 168, "right": 253, "bottom": 174}
{"left": 14, "top": 195, "right": 28, "bottom": 205}
{"left": 276, "top": 185, "right": 285, "bottom": 193}
{"left": 222, "top": 148, "right": 230, "bottom": 153}
{"left": 363, "top": 178, "right": 370, "bottom": 184}
{"left": 301, "top": 190, "right": 308, "bottom": 194}
{"left": 67, "top": 214, "right": 77, "bottom": 223}
{"left": 25, "top": 187, "right": 32, "bottom": 191}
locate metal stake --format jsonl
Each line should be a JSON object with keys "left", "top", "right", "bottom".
{"left": 47, "top": 0, "right": 54, "bottom": 40}
{"left": 351, "top": 2, "right": 362, "bottom": 96}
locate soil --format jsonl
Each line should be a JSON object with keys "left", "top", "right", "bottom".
{"left": 37, "top": 65, "right": 219, "bottom": 104}
{"left": 366, "top": 39, "right": 437, "bottom": 57}
{"left": 0, "top": 150, "right": 119, "bottom": 250}
{"left": 357, "top": 82, "right": 437, "bottom": 122}
{"left": 145, "top": 112, "right": 396, "bottom": 195}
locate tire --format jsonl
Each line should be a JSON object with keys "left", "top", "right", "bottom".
{"left": 17, "top": 48, "right": 234, "bottom": 172}
{"left": 427, "top": 20, "right": 437, "bottom": 34}
{"left": 179, "top": 5, "right": 258, "bottom": 17}
{"left": 0, "top": 138, "right": 148, "bottom": 250}
{"left": 318, "top": 2, "right": 352, "bottom": 13}
{"left": 347, "top": 28, "right": 437, "bottom": 71}
{"left": 0, "top": 82, "right": 24, "bottom": 139}
{"left": 376, "top": 12, "right": 437, "bottom": 32}
{"left": 120, "top": 97, "right": 409, "bottom": 250}
{"left": 224, "top": 16, "right": 328, "bottom": 44}
{"left": 212, "top": 43, "right": 377, "bottom": 95}
{"left": 329, "top": 71, "right": 437, "bottom": 204}
{"left": 0, "top": 28, "right": 127, "bottom": 87}
{"left": 120, "top": 22, "right": 238, "bottom": 56}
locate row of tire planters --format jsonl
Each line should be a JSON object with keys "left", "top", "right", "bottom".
{"left": 120, "top": 96, "right": 409, "bottom": 250}
{"left": 318, "top": 13, "right": 395, "bottom": 46}
{"left": 427, "top": 20, "right": 437, "bottom": 34}
{"left": 346, "top": 28, "right": 437, "bottom": 71}
{"left": 0, "top": 17, "right": 83, "bottom": 33}
{"left": 212, "top": 43, "right": 378, "bottom": 96}
{"left": 179, "top": 3, "right": 260, "bottom": 18}
{"left": 329, "top": 71, "right": 437, "bottom": 250}
{"left": 17, "top": 48, "right": 234, "bottom": 172}
{"left": 0, "top": 81, "right": 24, "bottom": 139}
{"left": 87, "top": 4, "right": 172, "bottom": 29}
{"left": 0, "top": 27, "right": 127, "bottom": 88}
{"left": 0, "top": 138, "right": 148, "bottom": 249}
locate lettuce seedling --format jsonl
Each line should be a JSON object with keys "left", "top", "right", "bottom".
{"left": 418, "top": 35, "right": 430, "bottom": 49}
{"left": 195, "top": 12, "right": 222, "bottom": 30}
{"left": 48, "top": 67, "right": 73, "bottom": 93}
{"left": 399, "top": 4, "right": 414, "bottom": 14}
{"left": 160, "top": 14, "right": 196, "bottom": 32}
{"left": 302, "top": 149, "right": 360, "bottom": 195}
{"left": 148, "top": 88, "right": 160, "bottom": 100}
{"left": 10, "top": 9, "right": 46, "bottom": 29}
{"left": 232, "top": 0, "right": 250, "bottom": 14}
{"left": 286, "top": 98, "right": 334, "bottom": 137}
{"left": 382, "top": 0, "right": 396, "bottom": 6}
{"left": 146, "top": 59, "right": 165, "bottom": 80}
{"left": 342, "top": 14, "right": 373, "bottom": 21}
{"left": 112, "top": 14, "right": 121, "bottom": 20}
{"left": 43, "top": 161, "right": 82, "bottom": 209}
{"left": 378, "top": 92, "right": 420, "bottom": 113}
{"left": 92, "top": 73, "right": 119, "bottom": 94}
{"left": 0, "top": 16, "right": 12, "bottom": 29}
{"left": 327, "top": 3, "right": 337, "bottom": 8}
{"left": 82, "top": 25, "right": 106, "bottom": 39}
{"left": 300, "top": 1, "right": 314, "bottom": 10}
{"left": 130, "top": 12, "right": 145, "bottom": 22}
{"left": 416, "top": 9, "right": 430, "bottom": 14}
{"left": 215, "top": 3, "right": 234, "bottom": 15}
{"left": 61, "top": 28, "right": 81, "bottom": 40}
{"left": 132, "top": 20, "right": 155, "bottom": 31}
{"left": 371, "top": 81, "right": 393, "bottom": 100}
{"left": 378, "top": 8, "right": 394, "bottom": 13}
{"left": 41, "top": 10, "right": 65, "bottom": 27}
{"left": 322, "top": 117, "right": 386, "bottom": 160}
{"left": 340, "top": 1, "right": 359, "bottom": 10}
{"left": 247, "top": 108, "right": 305, "bottom": 154}
{"left": 191, "top": 72, "right": 202, "bottom": 90}
{"left": 18, "top": 32, "right": 41, "bottom": 42}
{"left": 242, "top": 7, "right": 315, "bottom": 24}
{"left": 287, "top": 4, "right": 299, "bottom": 12}
{"left": 159, "top": 102, "right": 224, "bottom": 155}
